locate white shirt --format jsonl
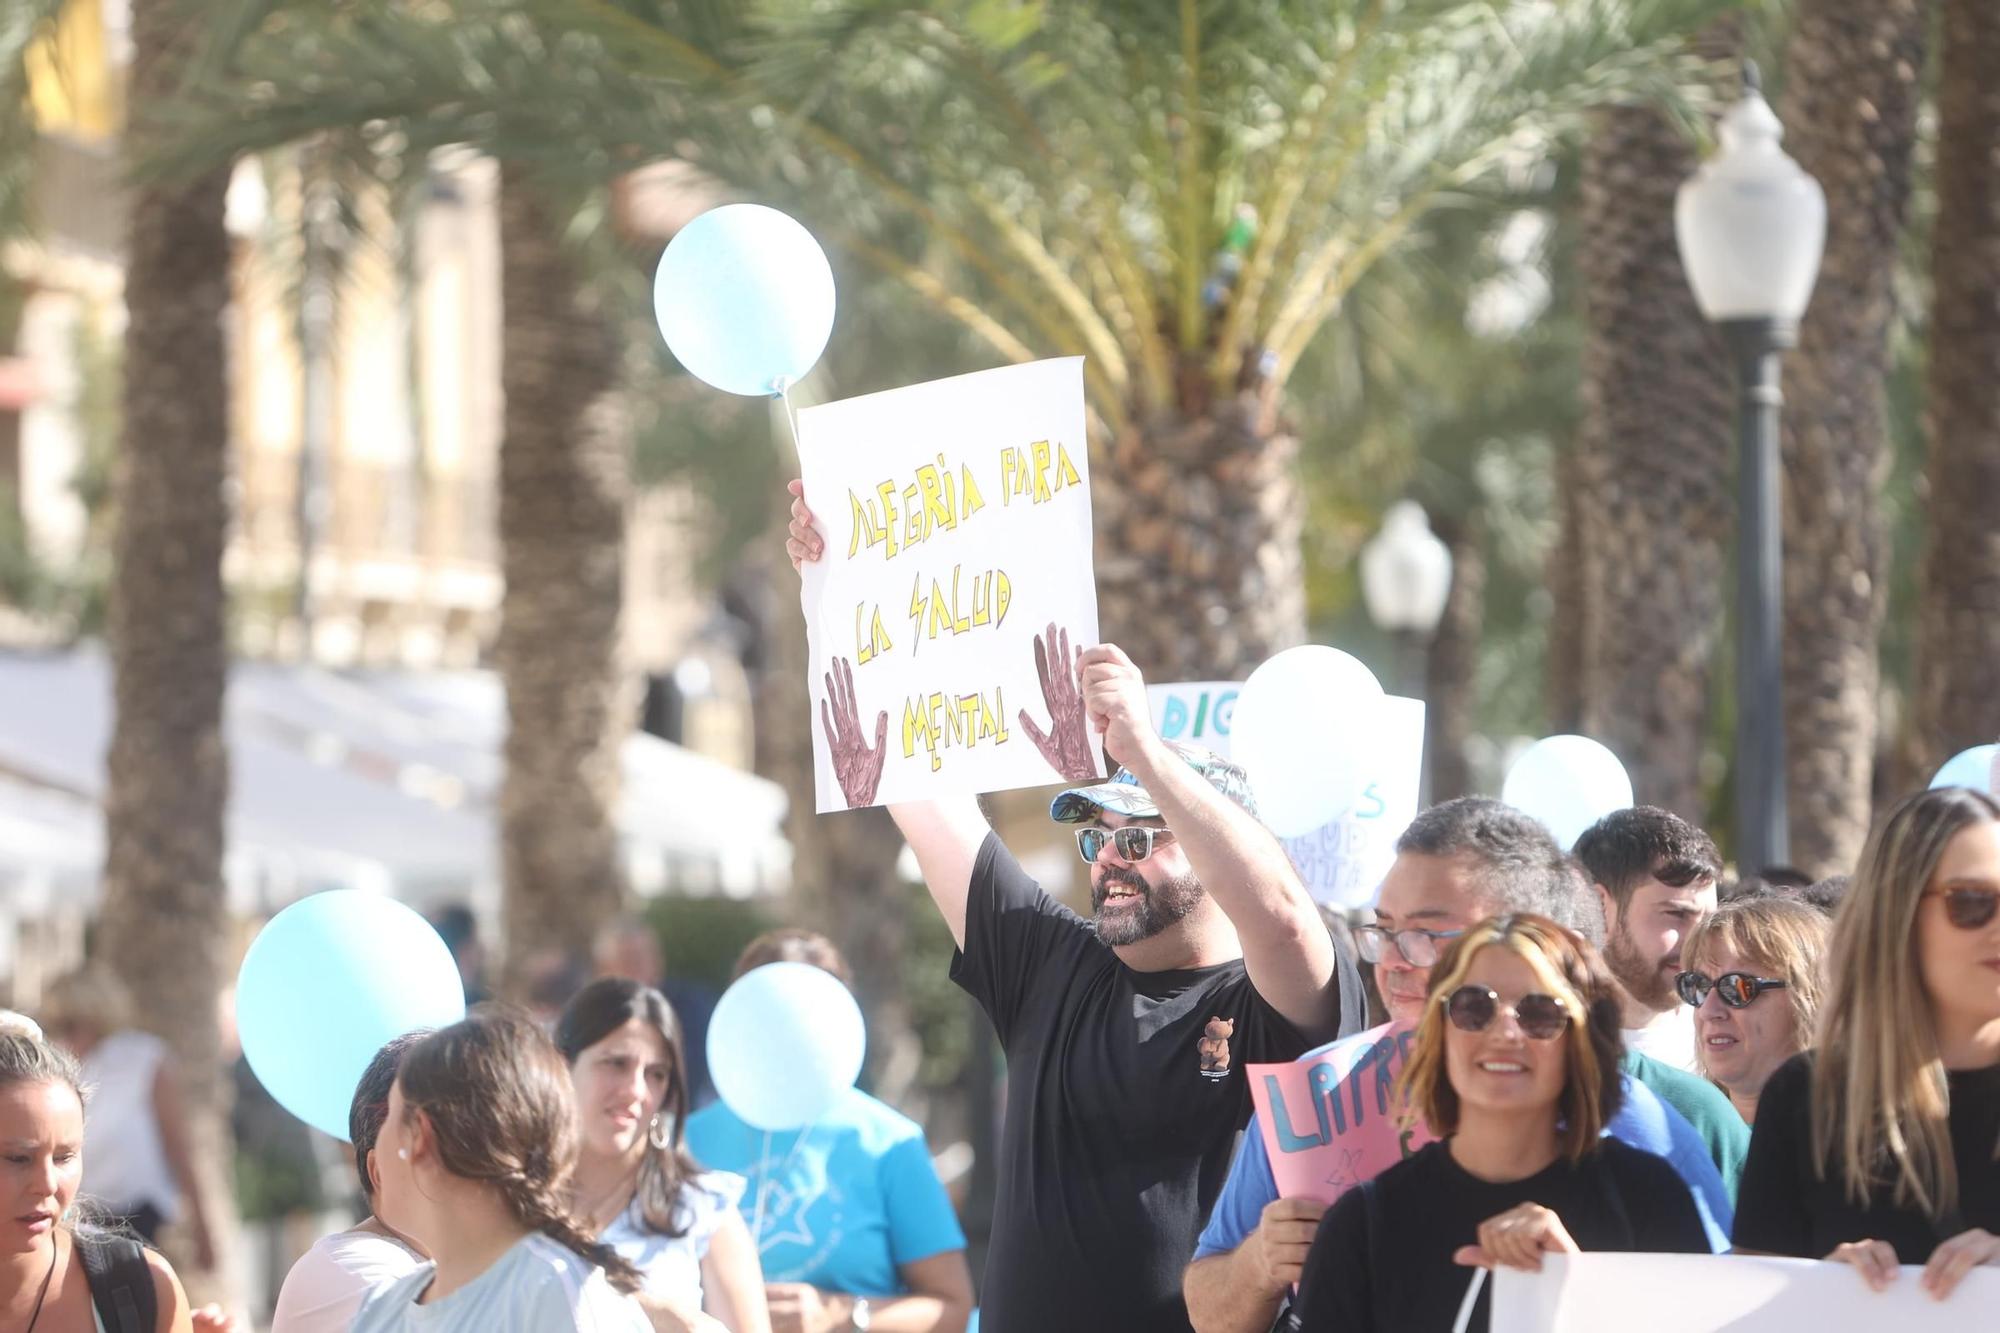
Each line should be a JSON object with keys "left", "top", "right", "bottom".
{"left": 270, "top": 1227, "right": 424, "bottom": 1333}
{"left": 1623, "top": 1004, "right": 1700, "bottom": 1073}
{"left": 600, "top": 1170, "right": 743, "bottom": 1308}
{"left": 349, "top": 1233, "right": 651, "bottom": 1333}
{"left": 79, "top": 1031, "right": 180, "bottom": 1221}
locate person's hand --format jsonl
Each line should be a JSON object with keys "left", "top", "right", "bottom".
{"left": 1921, "top": 1227, "right": 1999, "bottom": 1300}
{"left": 821, "top": 656, "right": 888, "bottom": 808}
{"left": 190, "top": 1305, "right": 237, "bottom": 1333}
{"left": 1452, "top": 1202, "right": 1579, "bottom": 1273}
{"left": 1244, "top": 1196, "right": 1328, "bottom": 1292}
{"left": 765, "top": 1282, "right": 854, "bottom": 1333}
{"left": 1018, "top": 624, "right": 1097, "bottom": 781}
{"left": 1826, "top": 1238, "right": 1901, "bottom": 1292}
{"left": 787, "top": 479, "right": 825, "bottom": 572}
{"left": 635, "top": 1291, "right": 728, "bottom": 1333}
{"left": 1078, "top": 643, "right": 1159, "bottom": 771}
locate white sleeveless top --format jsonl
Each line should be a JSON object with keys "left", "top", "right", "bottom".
{"left": 80, "top": 1031, "right": 180, "bottom": 1222}
{"left": 600, "top": 1170, "right": 744, "bottom": 1308}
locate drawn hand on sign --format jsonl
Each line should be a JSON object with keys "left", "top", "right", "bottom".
{"left": 821, "top": 655, "right": 888, "bottom": 808}
{"left": 1019, "top": 624, "right": 1098, "bottom": 781}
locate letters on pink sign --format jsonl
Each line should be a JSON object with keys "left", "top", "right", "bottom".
{"left": 1247, "top": 1020, "right": 1438, "bottom": 1205}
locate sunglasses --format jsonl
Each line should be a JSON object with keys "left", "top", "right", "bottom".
{"left": 1925, "top": 886, "right": 2000, "bottom": 931}
{"left": 1442, "top": 985, "right": 1572, "bottom": 1041}
{"left": 1675, "top": 970, "right": 1787, "bottom": 1009}
{"left": 1075, "top": 825, "right": 1175, "bottom": 865}
{"left": 1353, "top": 925, "right": 1465, "bottom": 968}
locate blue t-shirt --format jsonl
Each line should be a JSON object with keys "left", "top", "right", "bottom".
{"left": 686, "top": 1086, "right": 966, "bottom": 1298}
{"left": 1194, "top": 1052, "right": 1734, "bottom": 1259}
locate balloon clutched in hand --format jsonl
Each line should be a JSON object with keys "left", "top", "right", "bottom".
{"left": 1230, "top": 645, "right": 1386, "bottom": 838}
{"left": 654, "top": 204, "right": 836, "bottom": 397}
{"left": 1501, "top": 735, "right": 1635, "bottom": 851}
{"left": 1929, "top": 743, "right": 1999, "bottom": 794}
{"left": 708, "top": 961, "right": 865, "bottom": 1131}
{"left": 236, "top": 891, "right": 466, "bottom": 1141}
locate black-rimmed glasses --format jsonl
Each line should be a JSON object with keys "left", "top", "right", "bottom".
{"left": 1675, "top": 970, "right": 1788, "bottom": 1009}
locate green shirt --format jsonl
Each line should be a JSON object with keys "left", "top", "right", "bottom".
{"left": 1622, "top": 1049, "right": 1750, "bottom": 1199}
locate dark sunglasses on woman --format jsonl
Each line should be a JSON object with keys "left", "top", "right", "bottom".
{"left": 1442, "top": 985, "right": 1572, "bottom": 1041}
{"left": 1925, "top": 884, "right": 2000, "bottom": 931}
{"left": 1675, "top": 970, "right": 1787, "bottom": 1010}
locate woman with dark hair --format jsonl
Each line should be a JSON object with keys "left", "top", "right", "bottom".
{"left": 557, "top": 979, "right": 767, "bottom": 1333}
{"left": 1292, "top": 915, "right": 1709, "bottom": 1333}
{"left": 348, "top": 1009, "right": 651, "bottom": 1332}
{"left": 687, "top": 932, "right": 972, "bottom": 1333}
{"left": 270, "top": 1032, "right": 428, "bottom": 1333}
{"left": 0, "top": 1029, "right": 197, "bottom": 1331}
{"left": 1734, "top": 787, "right": 2000, "bottom": 1301}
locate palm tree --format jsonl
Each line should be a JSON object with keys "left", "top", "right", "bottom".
{"left": 1774, "top": 0, "right": 1927, "bottom": 875}
{"left": 170, "top": 0, "right": 1738, "bottom": 683}
{"left": 95, "top": 0, "right": 237, "bottom": 1292}
{"left": 1572, "top": 94, "right": 1733, "bottom": 823}
{"left": 1911, "top": 0, "right": 2000, "bottom": 781}
{"left": 493, "top": 165, "right": 633, "bottom": 991}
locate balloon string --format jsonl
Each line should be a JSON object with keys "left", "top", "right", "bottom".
{"left": 776, "top": 377, "right": 802, "bottom": 457}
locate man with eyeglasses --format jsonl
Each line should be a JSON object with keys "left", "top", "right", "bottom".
{"left": 1184, "top": 797, "right": 1738, "bottom": 1333}
{"left": 787, "top": 482, "right": 1364, "bottom": 1333}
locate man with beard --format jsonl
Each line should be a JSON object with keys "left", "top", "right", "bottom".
{"left": 787, "top": 483, "right": 1363, "bottom": 1333}
{"left": 1572, "top": 806, "right": 1723, "bottom": 1073}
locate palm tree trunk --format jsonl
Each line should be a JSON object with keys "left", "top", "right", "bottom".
{"left": 1547, "top": 445, "right": 1587, "bottom": 736}
{"left": 96, "top": 0, "right": 237, "bottom": 1298}
{"left": 1424, "top": 511, "right": 1483, "bottom": 804}
{"left": 1776, "top": 0, "right": 1927, "bottom": 875}
{"left": 1092, "top": 384, "right": 1306, "bottom": 679}
{"left": 1912, "top": 0, "right": 2000, "bottom": 781}
{"left": 1573, "top": 101, "right": 1734, "bottom": 823}
{"left": 495, "top": 165, "right": 631, "bottom": 990}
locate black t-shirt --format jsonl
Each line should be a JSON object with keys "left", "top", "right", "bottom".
{"left": 1292, "top": 1137, "right": 1708, "bottom": 1333}
{"left": 951, "top": 834, "right": 1363, "bottom": 1333}
{"left": 1732, "top": 1051, "right": 2000, "bottom": 1263}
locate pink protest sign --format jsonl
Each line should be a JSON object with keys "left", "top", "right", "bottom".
{"left": 1247, "top": 1021, "right": 1438, "bottom": 1204}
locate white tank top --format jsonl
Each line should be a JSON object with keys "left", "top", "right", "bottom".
{"left": 80, "top": 1031, "right": 181, "bottom": 1222}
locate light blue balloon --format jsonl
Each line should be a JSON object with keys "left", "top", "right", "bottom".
{"left": 236, "top": 891, "right": 465, "bottom": 1141}
{"left": 653, "top": 204, "right": 836, "bottom": 397}
{"left": 707, "top": 961, "right": 865, "bottom": 1131}
{"left": 1501, "top": 734, "right": 1635, "bottom": 852}
{"left": 1930, "top": 744, "right": 1999, "bottom": 794}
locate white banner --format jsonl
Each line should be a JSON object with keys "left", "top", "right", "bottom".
{"left": 1145, "top": 681, "right": 1241, "bottom": 757}
{"left": 1492, "top": 1252, "right": 2000, "bottom": 1333}
{"left": 797, "top": 358, "right": 1104, "bottom": 812}
{"left": 1279, "top": 696, "right": 1425, "bottom": 909}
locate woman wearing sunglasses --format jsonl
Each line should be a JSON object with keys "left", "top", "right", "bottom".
{"left": 1291, "top": 915, "right": 1708, "bottom": 1333}
{"left": 1733, "top": 787, "right": 2000, "bottom": 1301}
{"left": 1676, "top": 897, "right": 1829, "bottom": 1122}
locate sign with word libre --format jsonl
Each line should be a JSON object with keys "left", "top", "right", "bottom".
{"left": 797, "top": 358, "right": 1105, "bottom": 812}
{"left": 1247, "top": 1021, "right": 1433, "bottom": 1205}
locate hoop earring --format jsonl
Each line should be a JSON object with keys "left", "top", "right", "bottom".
{"left": 398, "top": 1148, "right": 410, "bottom": 1161}
{"left": 648, "top": 1114, "right": 672, "bottom": 1151}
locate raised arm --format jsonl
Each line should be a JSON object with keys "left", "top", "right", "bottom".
{"left": 1078, "top": 645, "right": 1341, "bottom": 1040}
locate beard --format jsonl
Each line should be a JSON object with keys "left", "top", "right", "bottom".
{"left": 1604, "top": 926, "right": 1679, "bottom": 1013}
{"left": 1091, "top": 864, "right": 1205, "bottom": 947}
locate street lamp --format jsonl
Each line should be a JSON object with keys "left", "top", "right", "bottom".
{"left": 1360, "top": 500, "right": 1453, "bottom": 698}
{"left": 1675, "top": 64, "right": 1826, "bottom": 877}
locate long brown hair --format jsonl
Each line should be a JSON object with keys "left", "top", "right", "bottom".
{"left": 395, "top": 1009, "right": 641, "bottom": 1293}
{"left": 1399, "top": 913, "right": 1626, "bottom": 1162}
{"left": 556, "top": 978, "right": 704, "bottom": 1238}
{"left": 1812, "top": 787, "right": 2000, "bottom": 1216}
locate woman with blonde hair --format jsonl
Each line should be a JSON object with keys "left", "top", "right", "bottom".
{"left": 1292, "top": 914, "right": 1707, "bottom": 1332}
{"left": 1734, "top": 787, "right": 2000, "bottom": 1302}
{"left": 1678, "top": 896, "right": 1830, "bottom": 1122}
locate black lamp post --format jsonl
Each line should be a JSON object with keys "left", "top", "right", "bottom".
{"left": 1360, "top": 500, "right": 1453, "bottom": 699}
{"left": 1675, "top": 66, "right": 1826, "bottom": 877}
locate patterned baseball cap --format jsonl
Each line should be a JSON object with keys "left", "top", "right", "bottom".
{"left": 1049, "top": 743, "right": 1259, "bottom": 824}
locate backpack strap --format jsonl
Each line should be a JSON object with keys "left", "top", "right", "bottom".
{"left": 76, "top": 1231, "right": 158, "bottom": 1333}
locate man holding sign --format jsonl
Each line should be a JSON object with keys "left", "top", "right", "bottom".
{"left": 1183, "top": 799, "right": 1737, "bottom": 1333}
{"left": 789, "top": 479, "right": 1364, "bottom": 1333}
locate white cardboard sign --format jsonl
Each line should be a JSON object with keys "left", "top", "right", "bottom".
{"left": 1145, "top": 681, "right": 1241, "bottom": 756}
{"left": 1279, "top": 696, "right": 1425, "bottom": 909}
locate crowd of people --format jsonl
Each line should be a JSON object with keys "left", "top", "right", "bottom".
{"left": 0, "top": 484, "right": 1989, "bottom": 1333}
